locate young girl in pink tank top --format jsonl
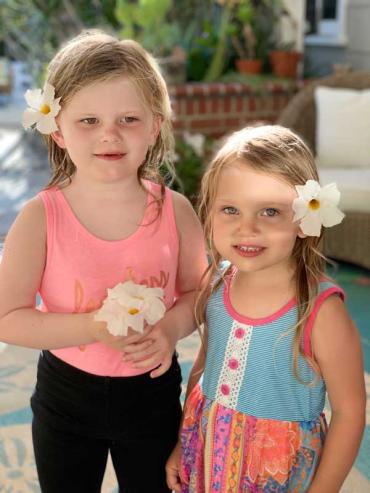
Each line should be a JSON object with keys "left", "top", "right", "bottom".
{"left": 0, "top": 31, "right": 207, "bottom": 492}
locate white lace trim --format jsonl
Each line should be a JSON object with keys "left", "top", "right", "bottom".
{"left": 215, "top": 321, "right": 253, "bottom": 409}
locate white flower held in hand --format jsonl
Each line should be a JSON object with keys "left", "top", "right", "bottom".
{"left": 292, "top": 180, "right": 345, "bottom": 237}
{"left": 22, "top": 83, "right": 61, "bottom": 134}
{"left": 94, "top": 281, "right": 166, "bottom": 336}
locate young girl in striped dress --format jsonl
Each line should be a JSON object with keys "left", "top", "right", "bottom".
{"left": 166, "top": 125, "right": 366, "bottom": 493}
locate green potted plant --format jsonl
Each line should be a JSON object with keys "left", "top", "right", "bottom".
{"left": 229, "top": 1, "right": 262, "bottom": 75}
{"left": 269, "top": 2, "right": 302, "bottom": 78}
{"left": 115, "top": 0, "right": 187, "bottom": 84}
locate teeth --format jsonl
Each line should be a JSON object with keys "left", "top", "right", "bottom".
{"left": 238, "top": 246, "right": 262, "bottom": 252}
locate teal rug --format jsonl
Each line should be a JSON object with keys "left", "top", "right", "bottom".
{"left": 0, "top": 262, "right": 369, "bottom": 492}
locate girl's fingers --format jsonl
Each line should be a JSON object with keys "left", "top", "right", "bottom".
{"left": 122, "top": 343, "right": 156, "bottom": 362}
{"left": 150, "top": 365, "right": 166, "bottom": 378}
{"left": 134, "top": 352, "right": 162, "bottom": 369}
{"left": 119, "top": 325, "right": 154, "bottom": 347}
{"left": 149, "top": 356, "right": 172, "bottom": 378}
{"left": 121, "top": 339, "right": 154, "bottom": 354}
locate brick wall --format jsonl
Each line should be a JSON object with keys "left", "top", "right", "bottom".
{"left": 170, "top": 80, "right": 304, "bottom": 137}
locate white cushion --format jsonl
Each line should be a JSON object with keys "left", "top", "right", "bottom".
{"left": 315, "top": 86, "right": 370, "bottom": 168}
{"left": 318, "top": 167, "right": 370, "bottom": 212}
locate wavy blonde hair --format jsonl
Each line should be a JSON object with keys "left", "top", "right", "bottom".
{"left": 43, "top": 30, "right": 174, "bottom": 202}
{"left": 197, "top": 125, "right": 326, "bottom": 382}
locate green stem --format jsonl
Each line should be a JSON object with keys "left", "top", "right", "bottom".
{"left": 203, "top": 5, "right": 231, "bottom": 82}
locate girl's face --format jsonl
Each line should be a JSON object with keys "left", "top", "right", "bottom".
{"left": 52, "top": 76, "right": 160, "bottom": 185}
{"left": 212, "top": 161, "right": 305, "bottom": 278}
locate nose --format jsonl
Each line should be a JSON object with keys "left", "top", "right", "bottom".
{"left": 100, "top": 122, "right": 122, "bottom": 143}
{"left": 237, "top": 213, "right": 259, "bottom": 236}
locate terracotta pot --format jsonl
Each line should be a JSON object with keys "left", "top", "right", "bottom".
{"left": 236, "top": 58, "right": 262, "bottom": 75}
{"left": 269, "top": 51, "right": 302, "bottom": 78}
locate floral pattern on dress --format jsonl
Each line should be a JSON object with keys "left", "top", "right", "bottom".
{"left": 181, "top": 384, "right": 327, "bottom": 493}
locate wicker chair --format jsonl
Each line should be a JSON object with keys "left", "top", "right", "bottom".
{"left": 278, "top": 71, "right": 370, "bottom": 270}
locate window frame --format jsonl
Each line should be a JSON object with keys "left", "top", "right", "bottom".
{"left": 305, "top": 0, "right": 348, "bottom": 47}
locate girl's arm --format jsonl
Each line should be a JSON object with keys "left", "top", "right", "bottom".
{"left": 166, "top": 342, "right": 206, "bottom": 492}
{"left": 121, "top": 191, "right": 208, "bottom": 377}
{"left": 0, "top": 198, "right": 131, "bottom": 350}
{"left": 307, "top": 295, "right": 366, "bottom": 493}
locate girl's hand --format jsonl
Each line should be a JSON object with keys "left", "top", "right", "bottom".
{"left": 88, "top": 312, "right": 154, "bottom": 353}
{"left": 120, "top": 319, "right": 178, "bottom": 378}
{"left": 166, "top": 441, "right": 182, "bottom": 492}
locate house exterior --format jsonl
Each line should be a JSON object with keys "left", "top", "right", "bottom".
{"left": 305, "top": 0, "right": 370, "bottom": 76}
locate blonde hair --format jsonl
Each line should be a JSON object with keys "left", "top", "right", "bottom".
{"left": 197, "top": 125, "right": 325, "bottom": 382}
{"left": 44, "top": 30, "right": 174, "bottom": 201}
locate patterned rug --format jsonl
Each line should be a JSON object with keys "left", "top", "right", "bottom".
{"left": 0, "top": 262, "right": 369, "bottom": 492}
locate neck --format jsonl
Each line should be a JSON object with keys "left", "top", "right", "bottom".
{"left": 65, "top": 172, "right": 146, "bottom": 202}
{"left": 233, "top": 262, "right": 296, "bottom": 295}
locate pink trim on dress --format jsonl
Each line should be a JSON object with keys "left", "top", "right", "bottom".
{"left": 303, "top": 287, "right": 345, "bottom": 356}
{"left": 223, "top": 273, "right": 296, "bottom": 326}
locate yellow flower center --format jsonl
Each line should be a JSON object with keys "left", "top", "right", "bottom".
{"left": 308, "top": 199, "right": 320, "bottom": 210}
{"left": 128, "top": 307, "right": 140, "bottom": 315}
{"left": 40, "top": 104, "right": 51, "bottom": 115}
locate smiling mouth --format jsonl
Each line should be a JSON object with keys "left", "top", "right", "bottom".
{"left": 233, "top": 245, "right": 265, "bottom": 256}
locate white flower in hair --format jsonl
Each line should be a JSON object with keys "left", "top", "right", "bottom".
{"left": 292, "top": 180, "right": 345, "bottom": 237}
{"left": 94, "top": 281, "right": 166, "bottom": 336}
{"left": 22, "top": 83, "right": 61, "bottom": 134}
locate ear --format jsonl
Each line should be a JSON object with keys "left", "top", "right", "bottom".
{"left": 149, "top": 116, "right": 162, "bottom": 145}
{"left": 297, "top": 227, "right": 307, "bottom": 239}
{"left": 51, "top": 129, "right": 66, "bottom": 149}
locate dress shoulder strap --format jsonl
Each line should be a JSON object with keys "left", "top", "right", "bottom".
{"left": 303, "top": 279, "right": 345, "bottom": 356}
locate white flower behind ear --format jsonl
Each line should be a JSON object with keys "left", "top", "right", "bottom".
{"left": 292, "top": 180, "right": 345, "bottom": 237}
{"left": 95, "top": 281, "right": 166, "bottom": 336}
{"left": 22, "top": 83, "right": 61, "bottom": 134}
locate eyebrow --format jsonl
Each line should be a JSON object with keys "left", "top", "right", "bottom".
{"left": 214, "top": 197, "right": 292, "bottom": 207}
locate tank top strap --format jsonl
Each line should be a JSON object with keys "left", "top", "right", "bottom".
{"left": 303, "top": 280, "right": 345, "bottom": 356}
{"left": 38, "top": 187, "right": 61, "bottom": 248}
{"left": 144, "top": 180, "right": 178, "bottom": 247}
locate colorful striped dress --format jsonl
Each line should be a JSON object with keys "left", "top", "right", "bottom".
{"left": 180, "top": 275, "right": 344, "bottom": 493}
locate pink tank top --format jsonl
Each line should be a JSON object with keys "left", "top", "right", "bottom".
{"left": 38, "top": 181, "right": 179, "bottom": 376}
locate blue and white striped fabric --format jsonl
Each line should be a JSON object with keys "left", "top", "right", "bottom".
{"left": 201, "top": 280, "right": 341, "bottom": 422}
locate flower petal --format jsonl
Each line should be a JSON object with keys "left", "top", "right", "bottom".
{"left": 22, "top": 109, "right": 41, "bottom": 129}
{"left": 49, "top": 97, "right": 62, "bottom": 117}
{"left": 296, "top": 180, "right": 320, "bottom": 201}
{"left": 94, "top": 299, "right": 128, "bottom": 336}
{"left": 319, "top": 182, "right": 341, "bottom": 206}
{"left": 36, "top": 115, "right": 58, "bottom": 134}
{"left": 320, "top": 204, "right": 345, "bottom": 228}
{"left": 144, "top": 286, "right": 165, "bottom": 299}
{"left": 144, "top": 297, "right": 166, "bottom": 324}
{"left": 24, "top": 88, "right": 42, "bottom": 109}
{"left": 127, "top": 312, "right": 145, "bottom": 333}
{"left": 299, "top": 211, "right": 322, "bottom": 237}
{"left": 42, "top": 82, "right": 56, "bottom": 104}
{"left": 292, "top": 197, "right": 308, "bottom": 222}
{"left": 102, "top": 280, "right": 165, "bottom": 334}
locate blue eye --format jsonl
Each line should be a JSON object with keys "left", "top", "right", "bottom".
{"left": 122, "top": 116, "right": 138, "bottom": 124}
{"left": 263, "top": 208, "right": 279, "bottom": 217}
{"left": 223, "top": 206, "right": 238, "bottom": 215}
{"left": 81, "top": 117, "right": 97, "bottom": 124}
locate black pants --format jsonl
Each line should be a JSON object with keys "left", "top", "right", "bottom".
{"left": 31, "top": 351, "right": 182, "bottom": 493}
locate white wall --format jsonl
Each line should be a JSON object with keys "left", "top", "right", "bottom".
{"left": 281, "top": 0, "right": 305, "bottom": 51}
